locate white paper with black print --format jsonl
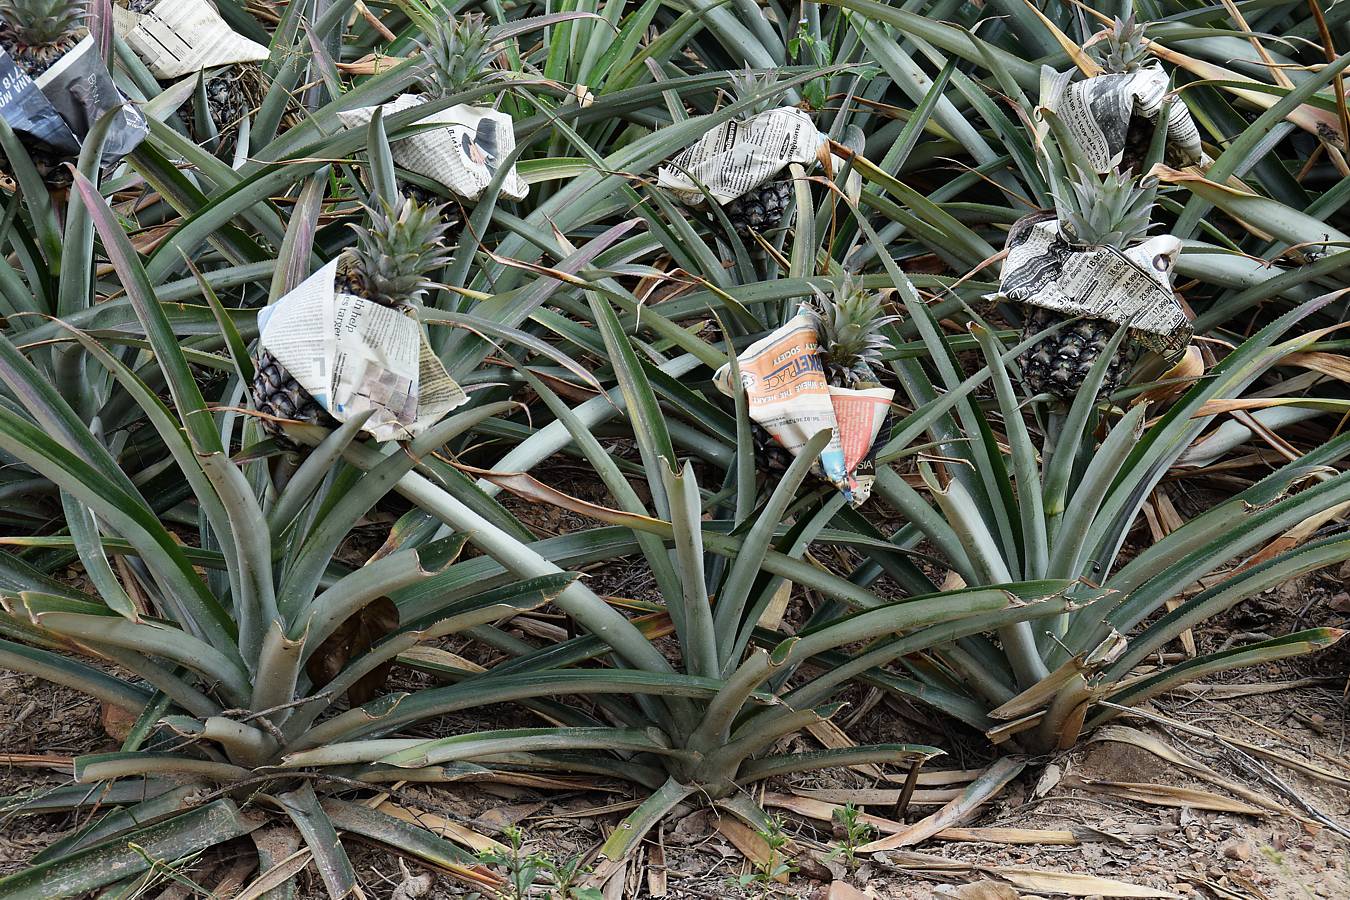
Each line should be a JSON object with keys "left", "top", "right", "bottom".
{"left": 657, "top": 106, "right": 826, "bottom": 205}
{"left": 113, "top": 0, "right": 270, "bottom": 80}
{"left": 998, "top": 212, "right": 1192, "bottom": 356}
{"left": 337, "top": 96, "right": 529, "bottom": 202}
{"left": 1040, "top": 65, "right": 1205, "bottom": 174}
{"left": 0, "top": 36, "right": 147, "bottom": 167}
{"left": 257, "top": 258, "right": 468, "bottom": 442}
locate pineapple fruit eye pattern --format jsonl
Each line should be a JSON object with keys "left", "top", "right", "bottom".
{"left": 0, "top": 3, "right": 1345, "bottom": 898}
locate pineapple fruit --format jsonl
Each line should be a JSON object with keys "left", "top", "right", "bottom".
{"left": 396, "top": 12, "right": 498, "bottom": 209}
{"left": 122, "top": 0, "right": 262, "bottom": 154}
{"left": 0, "top": 0, "right": 86, "bottom": 185}
{"left": 753, "top": 275, "right": 897, "bottom": 474}
{"left": 251, "top": 196, "right": 454, "bottom": 441}
{"left": 1087, "top": 16, "right": 1155, "bottom": 174}
{"left": 1017, "top": 166, "right": 1158, "bottom": 402}
{"left": 724, "top": 70, "right": 798, "bottom": 239}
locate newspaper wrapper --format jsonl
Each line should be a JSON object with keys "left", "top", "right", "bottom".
{"left": 829, "top": 385, "right": 893, "bottom": 506}
{"left": 714, "top": 312, "right": 894, "bottom": 505}
{"left": 657, "top": 106, "right": 826, "bottom": 205}
{"left": 998, "top": 211, "right": 1192, "bottom": 357}
{"left": 1040, "top": 65, "right": 1205, "bottom": 174}
{"left": 337, "top": 96, "right": 528, "bottom": 202}
{"left": 0, "top": 36, "right": 147, "bottom": 168}
{"left": 113, "top": 0, "right": 270, "bottom": 80}
{"left": 257, "top": 259, "right": 468, "bottom": 442}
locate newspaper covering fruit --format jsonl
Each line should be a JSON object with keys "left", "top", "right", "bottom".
{"left": 257, "top": 258, "right": 468, "bottom": 442}
{"left": 657, "top": 106, "right": 826, "bottom": 205}
{"left": 998, "top": 211, "right": 1192, "bottom": 356}
{"left": 0, "top": 36, "right": 147, "bottom": 167}
{"left": 1040, "top": 65, "right": 1205, "bottom": 174}
{"left": 714, "top": 312, "right": 894, "bottom": 504}
{"left": 337, "top": 96, "right": 529, "bottom": 202}
{"left": 113, "top": 0, "right": 270, "bottom": 80}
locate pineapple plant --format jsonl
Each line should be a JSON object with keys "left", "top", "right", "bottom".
{"left": 122, "top": 0, "right": 263, "bottom": 154}
{"left": 1087, "top": 15, "right": 1155, "bottom": 174}
{"left": 0, "top": 0, "right": 86, "bottom": 185}
{"left": 753, "top": 275, "right": 897, "bottom": 475}
{"left": 251, "top": 195, "right": 454, "bottom": 441}
{"left": 724, "top": 69, "right": 797, "bottom": 239}
{"left": 1017, "top": 165, "right": 1160, "bottom": 402}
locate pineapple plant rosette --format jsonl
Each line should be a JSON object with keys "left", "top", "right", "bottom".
{"left": 252, "top": 196, "right": 468, "bottom": 443}
{"left": 112, "top": 0, "right": 270, "bottom": 154}
{"left": 1043, "top": 16, "right": 1206, "bottom": 174}
{"left": 0, "top": 0, "right": 147, "bottom": 186}
{"left": 717, "top": 274, "right": 897, "bottom": 504}
{"left": 336, "top": 14, "right": 528, "bottom": 210}
{"left": 658, "top": 70, "right": 827, "bottom": 238}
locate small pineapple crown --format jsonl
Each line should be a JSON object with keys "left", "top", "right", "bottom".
{"left": 1053, "top": 165, "right": 1157, "bottom": 249}
{"left": 416, "top": 13, "right": 498, "bottom": 100}
{"left": 807, "top": 273, "right": 900, "bottom": 387}
{"left": 1088, "top": 15, "right": 1151, "bottom": 74}
{"left": 0, "top": 0, "right": 86, "bottom": 44}
{"left": 349, "top": 196, "right": 454, "bottom": 306}
{"left": 728, "top": 68, "right": 780, "bottom": 120}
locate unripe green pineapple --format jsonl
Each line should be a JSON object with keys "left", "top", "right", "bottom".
{"left": 123, "top": 0, "right": 262, "bottom": 155}
{"left": 0, "top": 0, "right": 87, "bottom": 184}
{"left": 251, "top": 196, "right": 454, "bottom": 442}
{"left": 724, "top": 69, "right": 797, "bottom": 239}
{"left": 1018, "top": 166, "right": 1158, "bottom": 402}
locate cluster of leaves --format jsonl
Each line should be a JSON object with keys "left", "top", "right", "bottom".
{"left": 0, "top": 0, "right": 1345, "bottom": 897}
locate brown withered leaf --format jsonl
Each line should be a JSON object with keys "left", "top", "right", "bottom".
{"left": 305, "top": 596, "right": 399, "bottom": 704}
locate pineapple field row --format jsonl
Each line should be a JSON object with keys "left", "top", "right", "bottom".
{"left": 0, "top": 0, "right": 1345, "bottom": 896}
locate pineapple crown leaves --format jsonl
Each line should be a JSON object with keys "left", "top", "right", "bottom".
{"left": 0, "top": 0, "right": 85, "bottom": 44}
{"left": 1086, "top": 15, "right": 1152, "bottom": 75}
{"left": 727, "top": 68, "right": 782, "bottom": 120}
{"left": 1034, "top": 106, "right": 1158, "bottom": 249}
{"left": 348, "top": 196, "right": 455, "bottom": 306}
{"left": 415, "top": 13, "right": 501, "bottom": 100}
{"left": 1053, "top": 164, "right": 1158, "bottom": 249}
{"left": 806, "top": 273, "right": 900, "bottom": 387}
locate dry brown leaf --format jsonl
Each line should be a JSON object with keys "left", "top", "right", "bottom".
{"left": 647, "top": 834, "right": 667, "bottom": 898}
{"left": 987, "top": 866, "right": 1180, "bottom": 898}
{"left": 935, "top": 827, "right": 1078, "bottom": 845}
{"left": 804, "top": 720, "right": 884, "bottom": 780}
{"left": 826, "top": 882, "right": 871, "bottom": 900}
{"left": 858, "top": 758, "right": 1026, "bottom": 852}
{"left": 306, "top": 596, "right": 399, "bottom": 705}
{"left": 936, "top": 882, "right": 1021, "bottom": 900}
{"left": 376, "top": 801, "right": 506, "bottom": 854}
{"left": 1281, "top": 350, "right": 1350, "bottom": 382}
{"left": 1064, "top": 775, "right": 1267, "bottom": 815}
{"left": 757, "top": 580, "right": 794, "bottom": 630}
{"left": 715, "top": 817, "right": 794, "bottom": 883}
{"left": 397, "top": 645, "right": 486, "bottom": 674}
{"left": 1133, "top": 346, "right": 1204, "bottom": 407}
{"left": 794, "top": 787, "right": 967, "bottom": 806}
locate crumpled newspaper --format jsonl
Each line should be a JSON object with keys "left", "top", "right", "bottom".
{"left": 998, "top": 211, "right": 1192, "bottom": 356}
{"left": 338, "top": 96, "right": 529, "bottom": 202}
{"left": 0, "top": 36, "right": 147, "bottom": 168}
{"left": 257, "top": 258, "right": 468, "bottom": 442}
{"left": 658, "top": 106, "right": 826, "bottom": 205}
{"left": 113, "top": 0, "right": 270, "bottom": 80}
{"left": 714, "top": 310, "right": 894, "bottom": 505}
{"left": 1040, "top": 65, "right": 1206, "bottom": 174}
